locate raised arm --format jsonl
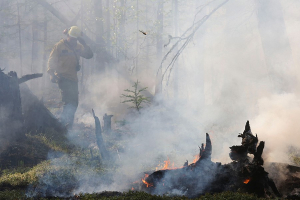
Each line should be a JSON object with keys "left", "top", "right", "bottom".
{"left": 77, "top": 37, "right": 93, "bottom": 59}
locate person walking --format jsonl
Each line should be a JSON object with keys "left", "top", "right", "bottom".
{"left": 47, "top": 26, "right": 93, "bottom": 128}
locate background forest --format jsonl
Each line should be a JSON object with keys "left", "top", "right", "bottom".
{"left": 1, "top": 0, "right": 300, "bottom": 199}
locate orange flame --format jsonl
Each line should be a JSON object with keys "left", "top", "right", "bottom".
{"left": 156, "top": 158, "right": 181, "bottom": 170}
{"left": 243, "top": 179, "right": 250, "bottom": 184}
{"left": 142, "top": 174, "right": 153, "bottom": 188}
{"left": 162, "top": 159, "right": 171, "bottom": 169}
{"left": 131, "top": 187, "right": 134, "bottom": 191}
{"left": 192, "top": 154, "right": 200, "bottom": 163}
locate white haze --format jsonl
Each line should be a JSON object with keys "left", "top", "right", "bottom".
{"left": 1, "top": 0, "right": 300, "bottom": 195}
{"left": 71, "top": 0, "right": 300, "bottom": 193}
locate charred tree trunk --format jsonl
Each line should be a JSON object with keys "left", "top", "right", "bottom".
{"left": 0, "top": 70, "right": 47, "bottom": 154}
{"left": 92, "top": 109, "right": 109, "bottom": 160}
{"left": 0, "top": 71, "right": 23, "bottom": 122}
{"left": 42, "top": 7, "right": 48, "bottom": 92}
{"left": 94, "top": 0, "right": 106, "bottom": 73}
{"left": 103, "top": 113, "right": 113, "bottom": 133}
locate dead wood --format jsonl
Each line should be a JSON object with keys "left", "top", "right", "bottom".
{"left": 158, "top": 0, "right": 229, "bottom": 84}
{"left": 20, "top": 84, "right": 65, "bottom": 133}
{"left": 103, "top": 113, "right": 113, "bottom": 133}
{"left": 18, "top": 73, "right": 43, "bottom": 84}
{"left": 139, "top": 121, "right": 282, "bottom": 198}
{"left": 92, "top": 109, "right": 109, "bottom": 160}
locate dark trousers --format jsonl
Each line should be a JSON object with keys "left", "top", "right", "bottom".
{"left": 58, "top": 78, "right": 78, "bottom": 127}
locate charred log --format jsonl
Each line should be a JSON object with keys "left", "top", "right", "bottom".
{"left": 138, "top": 121, "right": 281, "bottom": 198}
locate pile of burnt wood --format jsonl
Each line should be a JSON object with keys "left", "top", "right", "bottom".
{"left": 136, "top": 121, "right": 293, "bottom": 198}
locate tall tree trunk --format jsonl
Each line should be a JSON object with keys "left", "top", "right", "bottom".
{"left": 42, "top": 7, "right": 48, "bottom": 93}
{"left": 113, "top": 1, "right": 118, "bottom": 59}
{"left": 145, "top": 1, "right": 149, "bottom": 70}
{"left": 256, "top": 0, "right": 295, "bottom": 92}
{"left": 106, "top": 0, "right": 111, "bottom": 53}
{"left": 172, "top": 0, "right": 179, "bottom": 99}
{"left": 80, "top": 0, "right": 85, "bottom": 92}
{"left": 119, "top": 0, "right": 126, "bottom": 60}
{"left": 136, "top": 0, "right": 139, "bottom": 78}
{"left": 155, "top": 0, "right": 164, "bottom": 96}
{"left": 94, "top": 0, "right": 105, "bottom": 73}
{"left": 17, "top": 3, "right": 23, "bottom": 76}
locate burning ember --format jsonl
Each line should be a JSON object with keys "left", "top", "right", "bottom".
{"left": 243, "top": 179, "right": 250, "bottom": 184}
{"left": 142, "top": 174, "right": 153, "bottom": 188}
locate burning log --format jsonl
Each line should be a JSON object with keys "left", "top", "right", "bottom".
{"left": 136, "top": 121, "right": 282, "bottom": 198}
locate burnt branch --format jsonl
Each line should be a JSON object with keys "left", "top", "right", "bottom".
{"left": 18, "top": 73, "right": 43, "bottom": 84}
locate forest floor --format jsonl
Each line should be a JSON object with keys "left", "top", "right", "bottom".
{"left": 0, "top": 91, "right": 298, "bottom": 199}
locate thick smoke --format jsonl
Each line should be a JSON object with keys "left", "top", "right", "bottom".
{"left": 65, "top": 0, "right": 300, "bottom": 194}
{"left": 1, "top": 0, "right": 300, "bottom": 197}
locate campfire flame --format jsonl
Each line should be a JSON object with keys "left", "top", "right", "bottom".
{"left": 142, "top": 174, "right": 153, "bottom": 188}
{"left": 243, "top": 179, "right": 250, "bottom": 184}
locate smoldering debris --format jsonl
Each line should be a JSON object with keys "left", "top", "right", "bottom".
{"left": 134, "top": 121, "right": 283, "bottom": 198}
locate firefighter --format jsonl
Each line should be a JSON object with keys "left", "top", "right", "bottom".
{"left": 47, "top": 26, "right": 93, "bottom": 128}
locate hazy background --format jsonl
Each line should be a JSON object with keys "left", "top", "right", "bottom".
{"left": 1, "top": 0, "right": 300, "bottom": 193}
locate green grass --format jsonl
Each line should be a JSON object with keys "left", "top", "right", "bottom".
{"left": 0, "top": 190, "right": 268, "bottom": 200}
{"left": 26, "top": 130, "right": 73, "bottom": 154}
{"left": 0, "top": 160, "right": 51, "bottom": 187}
